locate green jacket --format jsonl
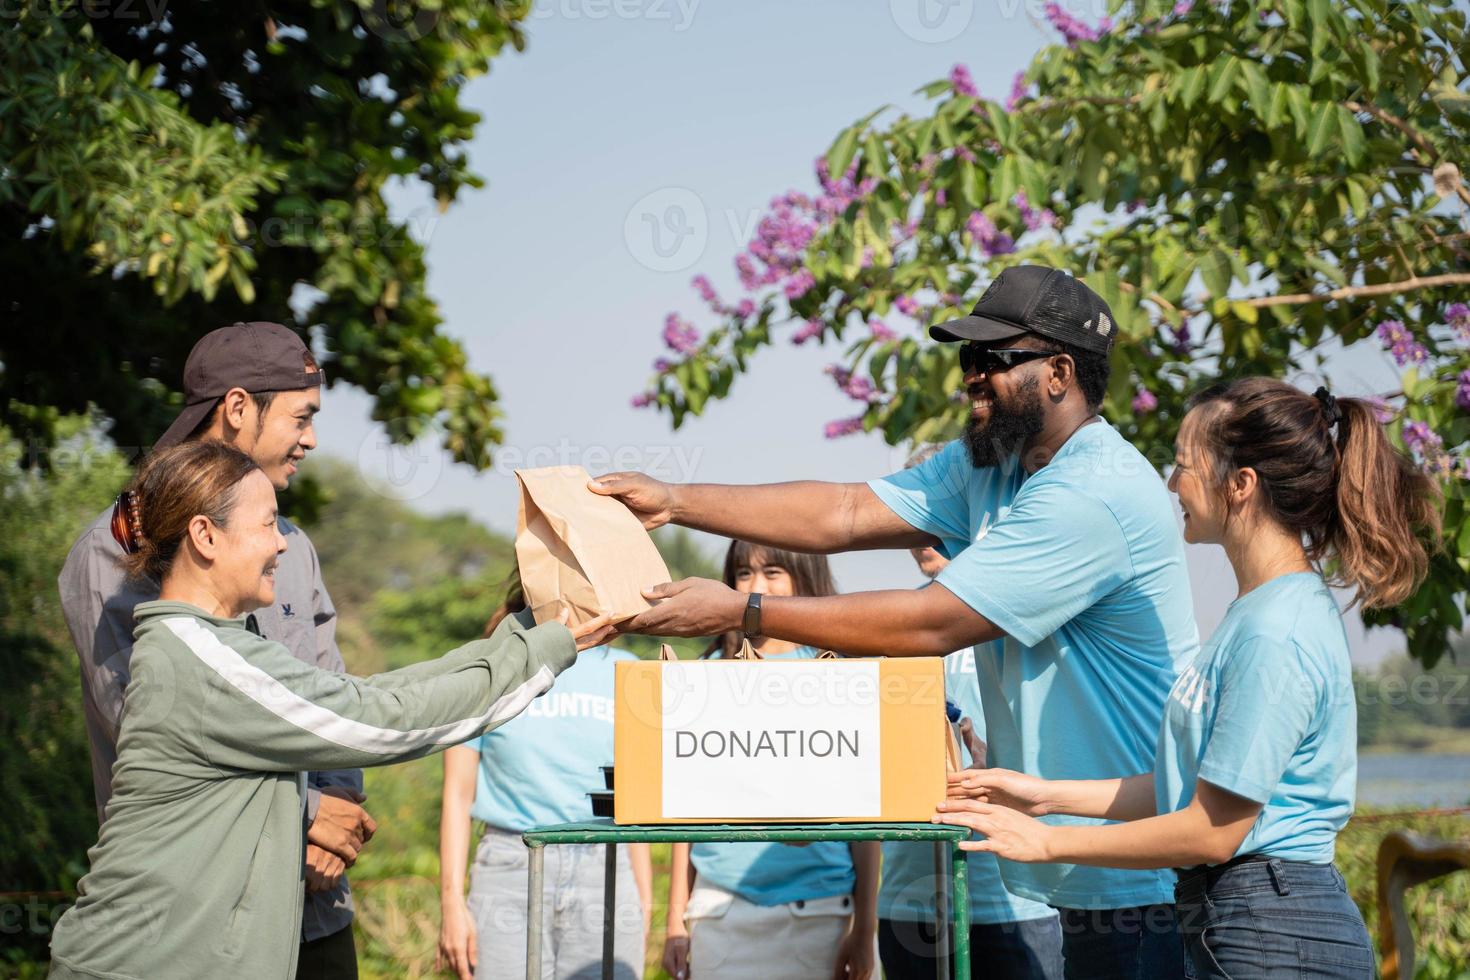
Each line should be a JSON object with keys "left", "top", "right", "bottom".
{"left": 49, "top": 600, "right": 576, "bottom": 980}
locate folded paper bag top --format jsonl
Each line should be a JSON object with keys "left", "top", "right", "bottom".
{"left": 514, "top": 465, "right": 672, "bottom": 627}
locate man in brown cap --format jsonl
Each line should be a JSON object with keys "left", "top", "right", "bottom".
{"left": 58, "top": 322, "right": 373, "bottom": 979}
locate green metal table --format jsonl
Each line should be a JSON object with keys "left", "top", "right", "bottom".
{"left": 521, "top": 820, "right": 971, "bottom": 980}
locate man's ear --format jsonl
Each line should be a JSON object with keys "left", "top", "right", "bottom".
{"left": 217, "top": 387, "right": 254, "bottom": 441}
{"left": 1048, "top": 353, "right": 1076, "bottom": 401}
{"left": 186, "top": 514, "right": 219, "bottom": 561}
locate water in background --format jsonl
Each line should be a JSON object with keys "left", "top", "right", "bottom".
{"left": 1358, "top": 752, "right": 1470, "bottom": 808}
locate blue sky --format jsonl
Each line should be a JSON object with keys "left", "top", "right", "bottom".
{"left": 315, "top": 0, "right": 1404, "bottom": 663}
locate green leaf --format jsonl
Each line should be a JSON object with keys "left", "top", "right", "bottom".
{"left": 1336, "top": 106, "right": 1366, "bottom": 167}
{"left": 1306, "top": 101, "right": 1336, "bottom": 157}
{"left": 1239, "top": 62, "right": 1272, "bottom": 119}
{"left": 1207, "top": 58, "right": 1240, "bottom": 105}
{"left": 826, "top": 126, "right": 860, "bottom": 183}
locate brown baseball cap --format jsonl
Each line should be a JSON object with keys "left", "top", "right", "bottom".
{"left": 155, "top": 322, "right": 323, "bottom": 449}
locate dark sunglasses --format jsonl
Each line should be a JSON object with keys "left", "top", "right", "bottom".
{"left": 958, "top": 344, "right": 1056, "bottom": 375}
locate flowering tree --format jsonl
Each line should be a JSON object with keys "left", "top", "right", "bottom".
{"left": 634, "top": 0, "right": 1470, "bottom": 664}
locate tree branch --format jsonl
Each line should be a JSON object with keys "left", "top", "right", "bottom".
{"left": 1244, "top": 272, "right": 1470, "bottom": 308}
{"left": 1343, "top": 99, "right": 1470, "bottom": 209}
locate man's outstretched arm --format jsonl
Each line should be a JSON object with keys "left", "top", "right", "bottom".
{"left": 588, "top": 473, "right": 938, "bottom": 554}
{"left": 618, "top": 577, "right": 1002, "bottom": 657}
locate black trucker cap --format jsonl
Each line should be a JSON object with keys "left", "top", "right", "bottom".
{"left": 930, "top": 265, "right": 1117, "bottom": 355}
{"left": 155, "top": 322, "right": 322, "bottom": 449}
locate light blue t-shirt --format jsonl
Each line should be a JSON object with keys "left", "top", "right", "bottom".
{"left": 1156, "top": 572, "right": 1356, "bottom": 864}
{"left": 879, "top": 647, "right": 1056, "bottom": 925}
{"left": 690, "top": 645, "right": 857, "bottom": 906}
{"left": 870, "top": 427, "right": 1200, "bottom": 909}
{"left": 464, "top": 645, "right": 635, "bottom": 832}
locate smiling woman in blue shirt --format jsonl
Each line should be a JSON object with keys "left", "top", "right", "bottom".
{"left": 939, "top": 378, "right": 1441, "bottom": 980}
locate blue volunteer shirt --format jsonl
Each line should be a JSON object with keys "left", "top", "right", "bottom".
{"left": 870, "top": 427, "right": 1200, "bottom": 909}
{"left": 1156, "top": 572, "right": 1356, "bottom": 864}
{"left": 465, "top": 645, "right": 636, "bottom": 832}
{"left": 690, "top": 645, "right": 857, "bottom": 906}
{"left": 879, "top": 647, "right": 1056, "bottom": 925}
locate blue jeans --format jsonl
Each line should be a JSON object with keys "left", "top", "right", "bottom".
{"left": 1054, "top": 904, "right": 1187, "bottom": 980}
{"left": 1174, "top": 857, "right": 1373, "bottom": 979}
{"left": 878, "top": 914, "right": 1064, "bottom": 979}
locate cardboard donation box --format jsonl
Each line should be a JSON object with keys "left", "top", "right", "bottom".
{"left": 613, "top": 656, "right": 948, "bottom": 824}
{"left": 514, "top": 465, "right": 671, "bottom": 628}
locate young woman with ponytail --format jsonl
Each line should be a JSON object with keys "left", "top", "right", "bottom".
{"left": 938, "top": 378, "right": 1441, "bottom": 979}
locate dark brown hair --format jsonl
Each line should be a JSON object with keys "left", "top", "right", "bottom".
{"left": 483, "top": 570, "right": 528, "bottom": 637}
{"left": 113, "top": 442, "right": 262, "bottom": 583}
{"left": 704, "top": 540, "right": 838, "bottom": 658}
{"left": 1187, "top": 378, "right": 1441, "bottom": 609}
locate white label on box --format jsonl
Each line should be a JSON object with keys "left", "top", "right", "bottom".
{"left": 660, "top": 661, "right": 882, "bottom": 818}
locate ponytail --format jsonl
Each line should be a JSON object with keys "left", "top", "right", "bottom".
{"left": 1189, "top": 378, "right": 1440, "bottom": 610}
{"left": 1330, "top": 397, "right": 1441, "bottom": 609}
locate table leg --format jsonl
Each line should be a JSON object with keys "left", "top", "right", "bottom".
{"left": 527, "top": 843, "right": 545, "bottom": 980}
{"left": 951, "top": 843, "right": 970, "bottom": 979}
{"left": 603, "top": 843, "right": 616, "bottom": 980}
{"left": 934, "top": 841, "right": 950, "bottom": 980}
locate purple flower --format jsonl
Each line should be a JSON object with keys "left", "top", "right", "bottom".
{"left": 1044, "top": 1, "right": 1107, "bottom": 44}
{"left": 1013, "top": 189, "right": 1057, "bottom": 231}
{"left": 653, "top": 357, "right": 673, "bottom": 373}
{"left": 824, "top": 415, "right": 866, "bottom": 439}
{"left": 895, "top": 294, "right": 921, "bottom": 317}
{"left": 1403, "top": 420, "right": 1441, "bottom": 455}
{"left": 1375, "top": 319, "right": 1430, "bottom": 366}
{"left": 859, "top": 247, "right": 874, "bottom": 270}
{"left": 662, "top": 313, "right": 701, "bottom": 355}
{"left": 1170, "top": 323, "right": 1192, "bottom": 353}
{"left": 1173, "top": 0, "right": 1193, "bottom": 13}
{"left": 1005, "top": 72, "right": 1028, "bottom": 112}
{"left": 1447, "top": 302, "right": 1470, "bottom": 342}
{"left": 784, "top": 269, "right": 817, "bottom": 300}
{"left": 936, "top": 188, "right": 947, "bottom": 206}
{"left": 954, "top": 145, "right": 977, "bottom": 164}
{"left": 736, "top": 298, "right": 756, "bottom": 318}
{"left": 792, "top": 318, "right": 824, "bottom": 345}
{"left": 691, "top": 274, "right": 719, "bottom": 308}
{"left": 631, "top": 392, "right": 655, "bottom": 409}
{"left": 869, "top": 318, "right": 898, "bottom": 342}
{"left": 825, "top": 363, "right": 876, "bottom": 401}
{"left": 949, "top": 64, "right": 979, "bottom": 98}
{"left": 1132, "top": 388, "right": 1159, "bottom": 414}
{"left": 1457, "top": 369, "right": 1470, "bottom": 411}
{"left": 965, "top": 211, "right": 1016, "bottom": 257}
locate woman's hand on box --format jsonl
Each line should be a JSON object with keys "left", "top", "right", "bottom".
{"left": 833, "top": 922, "right": 876, "bottom": 980}
{"left": 588, "top": 471, "right": 676, "bottom": 530}
{"left": 618, "top": 578, "right": 744, "bottom": 637}
{"left": 932, "top": 800, "right": 1055, "bottom": 864}
{"left": 946, "top": 767, "right": 1054, "bottom": 816}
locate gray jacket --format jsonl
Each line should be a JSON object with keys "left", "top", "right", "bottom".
{"left": 48, "top": 601, "right": 575, "bottom": 980}
{"left": 57, "top": 508, "right": 364, "bottom": 940}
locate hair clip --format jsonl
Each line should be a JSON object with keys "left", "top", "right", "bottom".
{"left": 1313, "top": 386, "right": 1342, "bottom": 428}
{"left": 110, "top": 489, "right": 144, "bottom": 554}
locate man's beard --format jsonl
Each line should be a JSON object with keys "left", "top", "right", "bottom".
{"left": 964, "top": 374, "right": 1045, "bottom": 468}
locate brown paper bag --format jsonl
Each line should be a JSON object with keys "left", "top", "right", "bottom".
{"left": 944, "top": 717, "right": 963, "bottom": 773}
{"left": 730, "top": 638, "right": 765, "bottom": 660}
{"left": 515, "top": 465, "right": 672, "bottom": 627}
{"left": 815, "top": 649, "right": 839, "bottom": 660}
{"left": 659, "top": 643, "right": 680, "bottom": 662}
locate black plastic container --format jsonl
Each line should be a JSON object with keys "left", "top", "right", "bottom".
{"left": 600, "top": 766, "right": 615, "bottom": 790}
{"left": 588, "top": 791, "right": 614, "bottom": 818}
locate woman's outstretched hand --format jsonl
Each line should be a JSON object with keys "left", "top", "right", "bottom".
{"left": 932, "top": 800, "right": 1055, "bottom": 863}
{"left": 946, "top": 767, "right": 1055, "bottom": 816}
{"left": 564, "top": 611, "right": 618, "bottom": 651}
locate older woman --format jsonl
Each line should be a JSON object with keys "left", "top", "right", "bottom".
{"left": 49, "top": 441, "right": 612, "bottom": 980}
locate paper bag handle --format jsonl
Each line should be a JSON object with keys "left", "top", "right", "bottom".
{"left": 658, "top": 644, "right": 679, "bottom": 662}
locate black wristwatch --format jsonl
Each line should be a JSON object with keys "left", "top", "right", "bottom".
{"left": 742, "top": 592, "right": 762, "bottom": 637}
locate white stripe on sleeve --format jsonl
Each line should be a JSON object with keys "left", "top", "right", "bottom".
{"left": 163, "top": 617, "right": 554, "bottom": 757}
